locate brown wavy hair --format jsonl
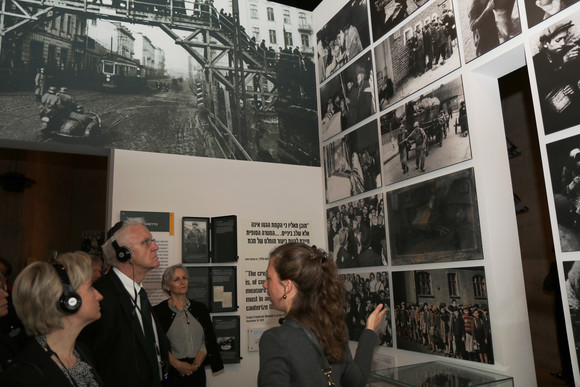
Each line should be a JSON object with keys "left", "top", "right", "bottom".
{"left": 270, "top": 242, "right": 347, "bottom": 363}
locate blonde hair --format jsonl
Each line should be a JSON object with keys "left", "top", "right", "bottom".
{"left": 13, "top": 251, "right": 92, "bottom": 335}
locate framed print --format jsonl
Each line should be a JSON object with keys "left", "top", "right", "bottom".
{"left": 211, "top": 215, "right": 238, "bottom": 263}
{"left": 374, "top": 0, "right": 460, "bottom": 111}
{"left": 342, "top": 271, "right": 392, "bottom": 347}
{"left": 324, "top": 120, "right": 382, "bottom": 203}
{"left": 182, "top": 217, "right": 210, "bottom": 263}
{"left": 387, "top": 168, "right": 483, "bottom": 265}
{"left": 392, "top": 266, "right": 493, "bottom": 364}
{"left": 369, "top": 0, "right": 428, "bottom": 43}
{"left": 524, "top": 0, "right": 579, "bottom": 28}
{"left": 213, "top": 315, "right": 241, "bottom": 364}
{"left": 186, "top": 266, "right": 211, "bottom": 309}
{"left": 326, "top": 193, "right": 387, "bottom": 267}
{"left": 380, "top": 76, "right": 472, "bottom": 187}
{"left": 457, "top": 0, "right": 522, "bottom": 63}
{"left": 316, "top": 0, "right": 371, "bottom": 83}
{"left": 211, "top": 266, "right": 238, "bottom": 313}
{"left": 529, "top": 12, "right": 580, "bottom": 135}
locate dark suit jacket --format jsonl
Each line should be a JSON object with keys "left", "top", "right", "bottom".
{"left": 79, "top": 270, "right": 169, "bottom": 387}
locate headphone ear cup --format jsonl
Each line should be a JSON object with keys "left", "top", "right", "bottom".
{"left": 51, "top": 262, "right": 82, "bottom": 314}
{"left": 112, "top": 239, "right": 131, "bottom": 262}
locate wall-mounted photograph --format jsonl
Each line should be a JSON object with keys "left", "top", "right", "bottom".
{"left": 392, "top": 266, "right": 493, "bottom": 364}
{"left": 456, "top": 0, "right": 522, "bottom": 63}
{"left": 182, "top": 217, "right": 210, "bottom": 263}
{"left": 368, "top": 0, "right": 429, "bottom": 43}
{"left": 386, "top": 168, "right": 483, "bottom": 265}
{"left": 342, "top": 271, "right": 392, "bottom": 346}
{"left": 546, "top": 134, "right": 580, "bottom": 252}
{"left": 374, "top": 0, "right": 460, "bottom": 111}
{"left": 324, "top": 120, "right": 382, "bottom": 203}
{"left": 316, "top": 0, "right": 371, "bottom": 83}
{"left": 524, "top": 0, "right": 580, "bottom": 28}
{"left": 530, "top": 13, "right": 580, "bottom": 135}
{"left": 319, "top": 51, "right": 376, "bottom": 141}
{"left": 327, "top": 193, "right": 387, "bottom": 268}
{"left": 380, "top": 76, "right": 471, "bottom": 187}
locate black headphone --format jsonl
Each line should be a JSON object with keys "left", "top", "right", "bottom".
{"left": 108, "top": 221, "right": 132, "bottom": 262}
{"left": 51, "top": 262, "right": 82, "bottom": 314}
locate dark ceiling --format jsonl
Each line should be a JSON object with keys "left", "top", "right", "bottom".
{"left": 269, "top": 0, "right": 323, "bottom": 12}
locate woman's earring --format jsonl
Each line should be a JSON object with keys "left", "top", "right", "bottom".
{"left": 283, "top": 293, "right": 287, "bottom": 299}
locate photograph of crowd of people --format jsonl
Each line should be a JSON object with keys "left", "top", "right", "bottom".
{"left": 530, "top": 12, "right": 580, "bottom": 135}
{"left": 546, "top": 134, "right": 580, "bottom": 252}
{"left": 563, "top": 260, "right": 580, "bottom": 367}
{"left": 324, "top": 121, "right": 383, "bottom": 203}
{"left": 392, "top": 267, "right": 493, "bottom": 364}
{"left": 379, "top": 77, "right": 471, "bottom": 187}
{"left": 182, "top": 217, "right": 209, "bottom": 263}
{"left": 369, "top": 0, "right": 429, "bottom": 42}
{"left": 456, "top": 0, "right": 522, "bottom": 63}
{"left": 342, "top": 271, "right": 392, "bottom": 346}
{"left": 327, "top": 193, "right": 387, "bottom": 268}
{"left": 374, "top": 0, "right": 460, "bottom": 110}
{"left": 386, "top": 168, "right": 483, "bottom": 265}
{"left": 316, "top": 0, "right": 371, "bottom": 83}
{"left": 320, "top": 52, "right": 377, "bottom": 141}
{"left": 525, "top": 0, "right": 580, "bottom": 28}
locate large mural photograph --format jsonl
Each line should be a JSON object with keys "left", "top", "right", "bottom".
{"left": 386, "top": 168, "right": 483, "bottom": 265}
{"left": 379, "top": 76, "right": 471, "bottom": 187}
{"left": 0, "top": 0, "right": 320, "bottom": 166}
{"left": 374, "top": 0, "right": 460, "bottom": 111}
{"left": 392, "top": 267, "right": 493, "bottom": 364}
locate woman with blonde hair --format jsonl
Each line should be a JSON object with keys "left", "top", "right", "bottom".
{"left": 259, "top": 243, "right": 386, "bottom": 386}
{"left": 0, "top": 252, "right": 104, "bottom": 386}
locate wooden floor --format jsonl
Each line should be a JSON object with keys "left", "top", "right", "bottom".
{"left": 536, "top": 367, "right": 572, "bottom": 387}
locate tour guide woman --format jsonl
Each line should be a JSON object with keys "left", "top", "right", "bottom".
{"left": 154, "top": 264, "right": 223, "bottom": 386}
{"left": 259, "top": 243, "right": 386, "bottom": 387}
{"left": 0, "top": 252, "right": 104, "bottom": 386}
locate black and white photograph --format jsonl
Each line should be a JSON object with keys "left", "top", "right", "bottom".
{"left": 564, "top": 260, "right": 580, "bottom": 369}
{"left": 316, "top": 0, "right": 371, "bottom": 83}
{"left": 530, "top": 12, "right": 580, "bottom": 135}
{"left": 212, "top": 315, "right": 241, "bottom": 363}
{"left": 546, "top": 134, "right": 580, "bottom": 252}
{"left": 374, "top": 0, "right": 460, "bottom": 111}
{"left": 380, "top": 77, "right": 471, "bottom": 187}
{"left": 324, "top": 120, "right": 382, "bottom": 203}
{"left": 525, "top": 0, "right": 580, "bottom": 28}
{"left": 369, "top": 0, "right": 429, "bottom": 43}
{"left": 0, "top": 0, "right": 320, "bottom": 166}
{"left": 386, "top": 168, "right": 483, "bottom": 265}
{"left": 457, "top": 0, "right": 522, "bottom": 63}
{"left": 182, "top": 217, "right": 209, "bottom": 263}
{"left": 392, "top": 267, "right": 494, "bottom": 364}
{"left": 342, "top": 271, "right": 392, "bottom": 346}
{"left": 327, "top": 193, "right": 387, "bottom": 268}
{"left": 319, "top": 51, "right": 377, "bottom": 141}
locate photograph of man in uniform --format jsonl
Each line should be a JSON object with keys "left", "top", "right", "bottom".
{"left": 531, "top": 16, "right": 580, "bottom": 135}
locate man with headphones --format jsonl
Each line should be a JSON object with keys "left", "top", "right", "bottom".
{"left": 79, "top": 218, "right": 169, "bottom": 387}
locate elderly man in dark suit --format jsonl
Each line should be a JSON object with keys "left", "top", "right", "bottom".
{"left": 80, "top": 218, "right": 169, "bottom": 386}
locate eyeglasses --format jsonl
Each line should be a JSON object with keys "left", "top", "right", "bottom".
{"left": 135, "top": 238, "right": 157, "bottom": 248}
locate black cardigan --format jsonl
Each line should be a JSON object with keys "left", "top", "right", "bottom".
{"left": 154, "top": 299, "right": 224, "bottom": 373}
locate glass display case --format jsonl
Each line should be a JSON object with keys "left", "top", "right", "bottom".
{"left": 368, "top": 361, "right": 514, "bottom": 386}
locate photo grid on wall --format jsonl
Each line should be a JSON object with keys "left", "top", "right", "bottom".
{"left": 529, "top": 9, "right": 580, "bottom": 136}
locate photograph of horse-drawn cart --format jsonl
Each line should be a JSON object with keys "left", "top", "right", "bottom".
{"left": 379, "top": 77, "right": 471, "bottom": 187}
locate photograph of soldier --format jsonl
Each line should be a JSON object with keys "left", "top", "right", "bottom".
{"left": 324, "top": 121, "right": 382, "bottom": 203}
{"left": 546, "top": 134, "right": 580, "bottom": 252}
{"left": 525, "top": 0, "right": 580, "bottom": 28}
{"left": 392, "top": 267, "right": 493, "bottom": 364}
{"left": 326, "top": 193, "right": 387, "bottom": 268}
{"left": 374, "top": 0, "right": 460, "bottom": 111}
{"left": 368, "top": 0, "right": 429, "bottom": 42}
{"left": 379, "top": 77, "right": 472, "bottom": 187}
{"left": 456, "top": 0, "right": 522, "bottom": 63}
{"left": 342, "top": 271, "right": 392, "bottom": 346}
{"left": 182, "top": 217, "right": 209, "bottom": 263}
{"left": 386, "top": 168, "right": 483, "bottom": 265}
{"left": 319, "top": 52, "right": 377, "bottom": 141}
{"left": 563, "top": 260, "right": 580, "bottom": 368}
{"left": 530, "top": 15, "right": 580, "bottom": 135}
{"left": 316, "top": 0, "right": 371, "bottom": 83}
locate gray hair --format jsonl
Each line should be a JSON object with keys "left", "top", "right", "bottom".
{"left": 101, "top": 217, "right": 146, "bottom": 266}
{"left": 161, "top": 264, "right": 187, "bottom": 295}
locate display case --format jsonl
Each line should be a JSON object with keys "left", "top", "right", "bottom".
{"left": 368, "top": 361, "right": 514, "bottom": 386}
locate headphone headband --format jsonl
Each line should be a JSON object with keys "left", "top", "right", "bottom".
{"left": 51, "top": 262, "right": 82, "bottom": 314}
{"left": 107, "top": 222, "right": 132, "bottom": 262}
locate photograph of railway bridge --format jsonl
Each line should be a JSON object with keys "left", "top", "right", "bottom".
{"left": 0, "top": 0, "right": 320, "bottom": 166}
